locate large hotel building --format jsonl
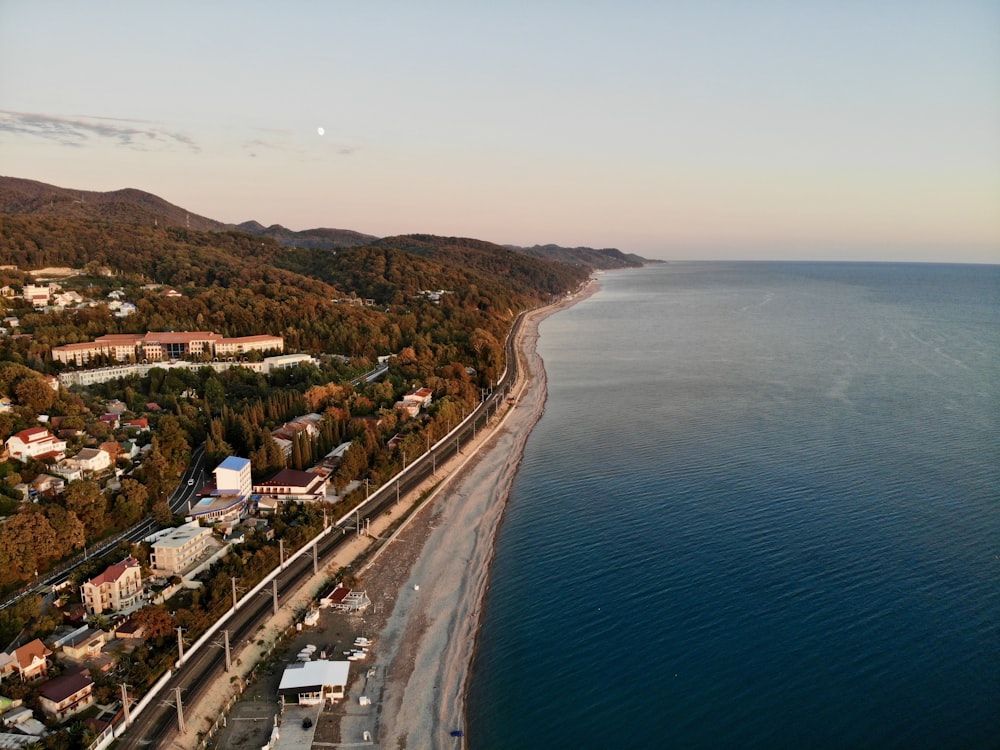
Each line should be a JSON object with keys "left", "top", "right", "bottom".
{"left": 51, "top": 331, "right": 284, "bottom": 366}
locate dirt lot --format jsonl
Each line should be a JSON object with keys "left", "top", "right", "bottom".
{"left": 211, "top": 489, "right": 445, "bottom": 749}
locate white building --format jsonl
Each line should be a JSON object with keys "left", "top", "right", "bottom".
{"left": 5, "top": 428, "right": 67, "bottom": 463}
{"left": 277, "top": 660, "right": 351, "bottom": 705}
{"left": 66, "top": 447, "right": 112, "bottom": 474}
{"left": 189, "top": 493, "right": 247, "bottom": 524}
{"left": 252, "top": 468, "right": 328, "bottom": 504}
{"left": 215, "top": 456, "right": 252, "bottom": 496}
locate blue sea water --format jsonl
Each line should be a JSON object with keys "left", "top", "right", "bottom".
{"left": 466, "top": 262, "right": 999, "bottom": 750}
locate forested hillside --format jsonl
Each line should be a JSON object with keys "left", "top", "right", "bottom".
{"left": 511, "top": 242, "right": 653, "bottom": 269}
{"left": 0, "top": 176, "right": 652, "bottom": 268}
{"left": 0, "top": 213, "right": 588, "bottom": 366}
{"left": 0, "top": 175, "right": 229, "bottom": 231}
{"left": 0, "top": 180, "right": 589, "bottom": 594}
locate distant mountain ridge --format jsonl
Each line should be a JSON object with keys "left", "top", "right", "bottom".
{"left": 509, "top": 243, "right": 654, "bottom": 269}
{"left": 235, "top": 221, "right": 377, "bottom": 249}
{"left": 0, "top": 176, "right": 656, "bottom": 269}
{"left": 0, "top": 176, "right": 230, "bottom": 232}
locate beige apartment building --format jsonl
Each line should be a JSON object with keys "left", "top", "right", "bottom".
{"left": 81, "top": 557, "right": 144, "bottom": 615}
{"left": 149, "top": 521, "right": 212, "bottom": 576}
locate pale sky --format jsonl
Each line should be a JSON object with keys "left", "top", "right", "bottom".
{"left": 2, "top": 1, "right": 998, "bottom": 262}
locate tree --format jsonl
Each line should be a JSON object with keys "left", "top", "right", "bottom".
{"left": 113, "top": 478, "right": 149, "bottom": 527}
{"left": 140, "top": 441, "right": 171, "bottom": 503}
{"left": 203, "top": 376, "right": 225, "bottom": 412}
{"left": 63, "top": 479, "right": 107, "bottom": 540}
{"left": 44, "top": 504, "right": 86, "bottom": 551}
{"left": 0, "top": 594, "right": 42, "bottom": 645}
{"left": 152, "top": 498, "right": 173, "bottom": 526}
{"left": 0, "top": 510, "right": 60, "bottom": 583}
{"left": 129, "top": 604, "right": 175, "bottom": 641}
{"left": 14, "top": 375, "right": 56, "bottom": 413}
{"left": 156, "top": 416, "right": 191, "bottom": 468}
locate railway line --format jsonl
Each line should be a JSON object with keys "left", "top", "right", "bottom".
{"left": 116, "top": 310, "right": 529, "bottom": 747}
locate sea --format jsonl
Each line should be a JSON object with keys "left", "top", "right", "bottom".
{"left": 466, "top": 262, "right": 999, "bottom": 750}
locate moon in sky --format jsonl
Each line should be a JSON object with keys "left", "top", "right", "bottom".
{"left": 317, "top": 127, "right": 325, "bottom": 136}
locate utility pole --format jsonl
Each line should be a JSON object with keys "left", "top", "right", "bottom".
{"left": 426, "top": 432, "right": 436, "bottom": 474}
{"left": 279, "top": 539, "right": 285, "bottom": 569}
{"left": 312, "top": 543, "right": 319, "bottom": 576}
{"left": 121, "top": 683, "right": 132, "bottom": 727}
{"left": 231, "top": 577, "right": 239, "bottom": 610}
{"left": 176, "top": 627, "right": 185, "bottom": 662}
{"left": 272, "top": 579, "right": 279, "bottom": 616}
{"left": 224, "top": 629, "right": 232, "bottom": 672}
{"left": 175, "top": 687, "right": 185, "bottom": 733}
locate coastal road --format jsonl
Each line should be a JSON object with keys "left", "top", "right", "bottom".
{"left": 2, "top": 359, "right": 389, "bottom": 611}
{"left": 0, "top": 445, "right": 209, "bottom": 611}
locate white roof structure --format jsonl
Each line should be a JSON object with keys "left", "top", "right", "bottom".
{"left": 278, "top": 660, "right": 350, "bottom": 702}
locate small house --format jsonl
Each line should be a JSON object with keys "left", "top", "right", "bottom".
{"left": 11, "top": 639, "right": 52, "bottom": 681}
{"left": 277, "top": 660, "right": 350, "bottom": 705}
{"left": 38, "top": 670, "right": 94, "bottom": 721}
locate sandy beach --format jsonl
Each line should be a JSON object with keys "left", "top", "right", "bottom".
{"left": 335, "top": 280, "right": 597, "bottom": 749}
{"left": 174, "top": 281, "right": 595, "bottom": 750}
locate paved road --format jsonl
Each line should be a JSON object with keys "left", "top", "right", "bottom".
{"left": 1, "top": 361, "right": 392, "bottom": 611}
{"left": 1, "top": 445, "right": 208, "bottom": 611}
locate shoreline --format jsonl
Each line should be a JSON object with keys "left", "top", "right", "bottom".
{"left": 340, "top": 279, "right": 598, "bottom": 748}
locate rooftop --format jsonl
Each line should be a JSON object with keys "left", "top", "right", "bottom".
{"left": 38, "top": 669, "right": 93, "bottom": 703}
{"left": 277, "top": 660, "right": 350, "bottom": 694}
{"left": 151, "top": 522, "right": 209, "bottom": 549}
{"left": 217, "top": 456, "right": 251, "bottom": 472}
{"left": 190, "top": 494, "right": 246, "bottom": 517}
{"left": 87, "top": 557, "right": 139, "bottom": 586}
{"left": 13, "top": 638, "right": 51, "bottom": 668}
{"left": 255, "top": 468, "right": 323, "bottom": 489}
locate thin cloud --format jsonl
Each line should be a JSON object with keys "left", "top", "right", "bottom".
{"left": 243, "top": 137, "right": 284, "bottom": 152}
{"left": 0, "top": 110, "right": 200, "bottom": 152}
{"left": 241, "top": 129, "right": 359, "bottom": 158}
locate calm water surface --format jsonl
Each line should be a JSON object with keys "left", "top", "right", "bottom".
{"left": 466, "top": 262, "right": 999, "bottom": 750}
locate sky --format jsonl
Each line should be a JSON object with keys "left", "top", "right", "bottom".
{"left": 1, "top": 1, "right": 998, "bottom": 263}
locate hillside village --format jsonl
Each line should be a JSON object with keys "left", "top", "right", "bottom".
{"left": 0, "top": 273, "right": 455, "bottom": 748}
{"left": 0, "top": 373, "right": 438, "bottom": 748}
{"left": 0, "top": 178, "right": 605, "bottom": 748}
